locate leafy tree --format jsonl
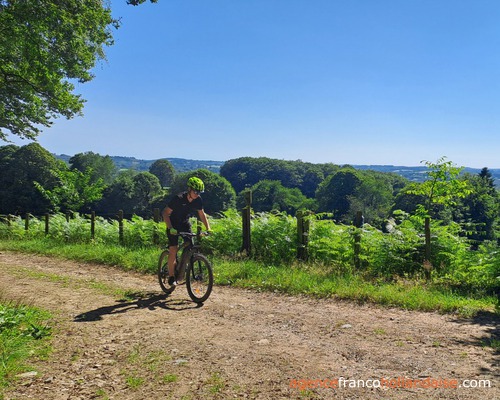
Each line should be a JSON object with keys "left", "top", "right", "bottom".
{"left": 297, "top": 164, "right": 326, "bottom": 198}
{"left": 347, "top": 171, "right": 402, "bottom": 227}
{"left": 405, "top": 157, "right": 472, "bottom": 218}
{"left": 479, "top": 167, "right": 496, "bottom": 189}
{"left": 96, "top": 170, "right": 163, "bottom": 217}
{"left": 0, "top": 143, "right": 60, "bottom": 214}
{"left": 0, "top": 0, "right": 119, "bottom": 140}
{"left": 34, "top": 168, "right": 105, "bottom": 213}
{"left": 97, "top": 170, "right": 137, "bottom": 216}
{"left": 316, "top": 168, "right": 362, "bottom": 221}
{"left": 169, "top": 169, "right": 236, "bottom": 215}
{"left": 220, "top": 156, "right": 335, "bottom": 196}
{"left": 149, "top": 159, "right": 175, "bottom": 188}
{"left": 131, "top": 172, "right": 162, "bottom": 216}
{"left": 69, "top": 152, "right": 117, "bottom": 185}
{"left": 404, "top": 157, "right": 472, "bottom": 276}
{"left": 455, "top": 172, "right": 499, "bottom": 242}
{"left": 241, "top": 180, "right": 315, "bottom": 215}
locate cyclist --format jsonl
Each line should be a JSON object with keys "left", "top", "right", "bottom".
{"left": 162, "top": 177, "right": 211, "bottom": 286}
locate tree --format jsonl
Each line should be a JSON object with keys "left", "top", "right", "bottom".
{"left": 479, "top": 167, "right": 495, "bottom": 190}
{"left": 69, "top": 152, "right": 117, "bottom": 185}
{"left": 315, "top": 168, "right": 362, "bottom": 221}
{"left": 97, "top": 170, "right": 137, "bottom": 216}
{"left": 35, "top": 167, "right": 106, "bottom": 213}
{"left": 131, "top": 172, "right": 162, "bottom": 216}
{"left": 404, "top": 157, "right": 472, "bottom": 276}
{"left": 169, "top": 169, "right": 236, "bottom": 215}
{"left": 240, "top": 180, "right": 314, "bottom": 215}
{"left": 347, "top": 171, "right": 402, "bottom": 227}
{"left": 0, "top": 0, "right": 119, "bottom": 140}
{"left": 455, "top": 172, "right": 499, "bottom": 243}
{"left": 220, "top": 156, "right": 335, "bottom": 196}
{"left": 0, "top": 143, "right": 60, "bottom": 214}
{"left": 149, "top": 159, "right": 175, "bottom": 188}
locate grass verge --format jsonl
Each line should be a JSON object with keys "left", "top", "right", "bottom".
{"left": 0, "top": 238, "right": 497, "bottom": 317}
{"left": 0, "top": 296, "right": 52, "bottom": 391}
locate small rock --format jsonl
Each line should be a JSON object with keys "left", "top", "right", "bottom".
{"left": 16, "top": 371, "right": 38, "bottom": 379}
{"left": 341, "top": 324, "right": 352, "bottom": 329}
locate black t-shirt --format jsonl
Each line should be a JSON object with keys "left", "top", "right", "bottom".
{"left": 167, "top": 192, "right": 203, "bottom": 228}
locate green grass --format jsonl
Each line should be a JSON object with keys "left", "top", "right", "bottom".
{"left": 0, "top": 238, "right": 497, "bottom": 317}
{"left": 0, "top": 297, "right": 52, "bottom": 390}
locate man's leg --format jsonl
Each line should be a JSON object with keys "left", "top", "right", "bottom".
{"left": 168, "top": 245, "right": 178, "bottom": 285}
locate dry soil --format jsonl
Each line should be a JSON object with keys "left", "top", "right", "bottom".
{"left": 0, "top": 251, "right": 498, "bottom": 400}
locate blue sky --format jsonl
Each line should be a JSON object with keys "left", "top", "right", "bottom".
{"left": 11, "top": 0, "right": 500, "bottom": 168}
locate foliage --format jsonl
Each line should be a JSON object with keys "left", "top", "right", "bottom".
{"left": 238, "top": 180, "right": 315, "bottom": 215}
{"left": 0, "top": 143, "right": 60, "bottom": 214}
{"left": 0, "top": 0, "right": 119, "bottom": 140}
{"left": 149, "top": 159, "right": 175, "bottom": 188}
{"left": 405, "top": 157, "right": 472, "bottom": 217}
{"left": 220, "top": 156, "right": 337, "bottom": 196}
{"left": 307, "top": 217, "right": 354, "bottom": 273}
{"left": 169, "top": 169, "right": 236, "bottom": 215}
{"left": 1, "top": 210, "right": 498, "bottom": 300}
{"left": 0, "top": 301, "right": 52, "bottom": 388}
{"left": 200, "top": 210, "right": 243, "bottom": 257}
{"left": 250, "top": 212, "right": 297, "bottom": 265}
{"left": 130, "top": 172, "right": 162, "bottom": 217}
{"left": 96, "top": 170, "right": 164, "bottom": 217}
{"left": 455, "top": 171, "right": 499, "bottom": 242}
{"left": 69, "top": 151, "right": 117, "bottom": 185}
{"left": 315, "top": 168, "right": 362, "bottom": 220}
{"left": 34, "top": 167, "right": 106, "bottom": 213}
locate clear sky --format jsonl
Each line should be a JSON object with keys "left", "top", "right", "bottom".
{"left": 10, "top": 0, "right": 500, "bottom": 168}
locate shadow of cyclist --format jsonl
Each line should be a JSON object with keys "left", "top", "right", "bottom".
{"left": 74, "top": 291, "right": 203, "bottom": 322}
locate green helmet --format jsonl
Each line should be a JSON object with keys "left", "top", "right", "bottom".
{"left": 187, "top": 176, "right": 205, "bottom": 193}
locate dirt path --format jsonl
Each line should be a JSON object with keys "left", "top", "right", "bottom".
{"left": 0, "top": 251, "right": 498, "bottom": 400}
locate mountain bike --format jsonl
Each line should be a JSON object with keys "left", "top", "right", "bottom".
{"left": 158, "top": 232, "right": 213, "bottom": 303}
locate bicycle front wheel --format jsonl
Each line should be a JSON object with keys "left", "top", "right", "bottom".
{"left": 186, "top": 253, "right": 213, "bottom": 303}
{"left": 158, "top": 249, "right": 174, "bottom": 294}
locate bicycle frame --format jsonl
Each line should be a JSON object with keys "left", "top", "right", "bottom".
{"left": 175, "top": 232, "right": 204, "bottom": 282}
{"left": 158, "top": 231, "right": 213, "bottom": 303}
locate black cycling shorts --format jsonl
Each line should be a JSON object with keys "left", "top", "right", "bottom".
{"left": 167, "top": 223, "right": 191, "bottom": 247}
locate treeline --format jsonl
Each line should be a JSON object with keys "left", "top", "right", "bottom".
{"left": 0, "top": 144, "right": 499, "bottom": 243}
{"left": 0, "top": 143, "right": 235, "bottom": 218}
{"left": 221, "top": 157, "right": 499, "bottom": 243}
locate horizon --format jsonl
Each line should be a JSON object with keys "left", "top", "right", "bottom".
{"left": 6, "top": 0, "right": 500, "bottom": 169}
{"left": 51, "top": 150, "right": 498, "bottom": 171}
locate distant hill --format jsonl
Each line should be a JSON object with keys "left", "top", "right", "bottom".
{"left": 55, "top": 154, "right": 223, "bottom": 174}
{"left": 354, "top": 165, "right": 500, "bottom": 186}
{"left": 54, "top": 154, "right": 499, "bottom": 186}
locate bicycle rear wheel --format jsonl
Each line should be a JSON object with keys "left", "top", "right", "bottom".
{"left": 186, "top": 253, "right": 213, "bottom": 303}
{"left": 158, "top": 249, "right": 175, "bottom": 294}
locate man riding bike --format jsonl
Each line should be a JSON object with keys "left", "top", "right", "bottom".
{"left": 162, "top": 177, "right": 211, "bottom": 286}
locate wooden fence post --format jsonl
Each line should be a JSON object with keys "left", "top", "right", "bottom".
{"left": 241, "top": 190, "right": 252, "bottom": 255}
{"left": 64, "top": 211, "right": 70, "bottom": 242}
{"left": 424, "top": 217, "right": 432, "bottom": 280}
{"left": 45, "top": 213, "right": 49, "bottom": 235}
{"left": 353, "top": 211, "right": 364, "bottom": 269}
{"left": 153, "top": 208, "right": 160, "bottom": 245}
{"left": 90, "top": 211, "right": 96, "bottom": 241}
{"left": 24, "top": 213, "right": 29, "bottom": 231}
{"left": 118, "top": 210, "right": 124, "bottom": 245}
{"left": 297, "top": 210, "right": 310, "bottom": 261}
